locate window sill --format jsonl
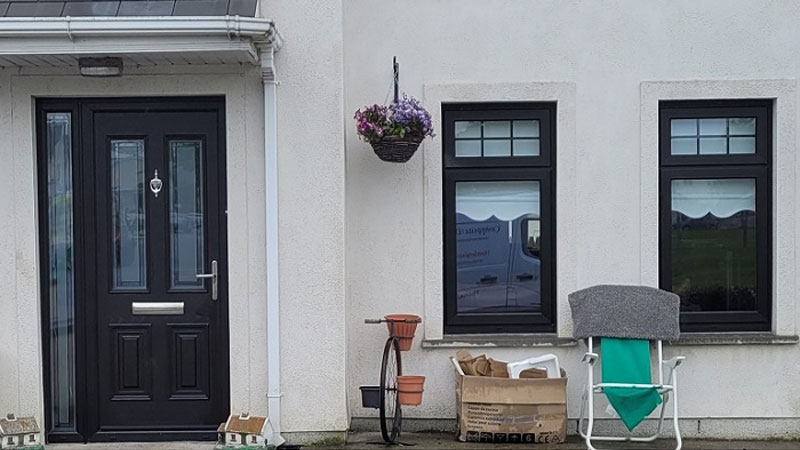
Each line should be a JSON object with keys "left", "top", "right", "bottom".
{"left": 421, "top": 334, "right": 577, "bottom": 349}
{"left": 672, "top": 332, "right": 799, "bottom": 346}
{"left": 422, "top": 333, "right": 798, "bottom": 348}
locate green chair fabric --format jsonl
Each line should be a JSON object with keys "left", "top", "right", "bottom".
{"left": 601, "top": 337, "right": 662, "bottom": 431}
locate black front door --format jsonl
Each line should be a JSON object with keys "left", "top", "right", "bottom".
{"left": 38, "top": 98, "right": 229, "bottom": 442}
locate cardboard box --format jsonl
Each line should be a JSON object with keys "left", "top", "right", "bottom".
{"left": 451, "top": 357, "right": 567, "bottom": 444}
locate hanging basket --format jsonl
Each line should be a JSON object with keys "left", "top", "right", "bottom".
{"left": 370, "top": 136, "right": 424, "bottom": 163}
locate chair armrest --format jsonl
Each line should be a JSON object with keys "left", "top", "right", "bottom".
{"left": 582, "top": 352, "right": 599, "bottom": 365}
{"left": 661, "top": 356, "right": 685, "bottom": 370}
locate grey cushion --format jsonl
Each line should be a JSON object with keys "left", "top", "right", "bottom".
{"left": 569, "top": 285, "right": 680, "bottom": 341}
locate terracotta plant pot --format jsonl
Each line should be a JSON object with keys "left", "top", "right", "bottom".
{"left": 396, "top": 375, "right": 425, "bottom": 406}
{"left": 384, "top": 314, "right": 421, "bottom": 351}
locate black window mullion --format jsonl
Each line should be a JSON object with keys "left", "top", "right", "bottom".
{"left": 479, "top": 119, "right": 484, "bottom": 157}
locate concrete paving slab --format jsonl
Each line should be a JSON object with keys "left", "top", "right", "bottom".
{"left": 323, "top": 432, "right": 800, "bottom": 450}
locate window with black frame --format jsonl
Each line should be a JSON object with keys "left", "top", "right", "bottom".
{"left": 443, "top": 103, "right": 556, "bottom": 334}
{"left": 659, "top": 100, "right": 772, "bottom": 332}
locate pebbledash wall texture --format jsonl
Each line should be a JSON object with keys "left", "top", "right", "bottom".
{"left": 1, "top": 0, "right": 800, "bottom": 444}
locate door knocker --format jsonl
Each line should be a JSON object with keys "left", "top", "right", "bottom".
{"left": 150, "top": 169, "right": 163, "bottom": 198}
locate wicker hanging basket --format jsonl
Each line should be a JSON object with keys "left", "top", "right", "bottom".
{"left": 370, "top": 135, "right": 424, "bottom": 163}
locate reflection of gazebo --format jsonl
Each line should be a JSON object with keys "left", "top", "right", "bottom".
{"left": 456, "top": 180, "right": 540, "bottom": 222}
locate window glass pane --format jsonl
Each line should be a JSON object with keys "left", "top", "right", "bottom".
{"left": 671, "top": 119, "right": 697, "bottom": 137}
{"left": 111, "top": 140, "right": 147, "bottom": 289}
{"left": 169, "top": 140, "right": 205, "bottom": 290}
{"left": 455, "top": 181, "right": 541, "bottom": 314}
{"left": 455, "top": 121, "right": 481, "bottom": 139}
{"left": 671, "top": 137, "right": 697, "bottom": 155}
{"left": 729, "top": 137, "right": 755, "bottom": 154}
{"left": 698, "top": 118, "right": 727, "bottom": 136}
{"left": 699, "top": 137, "right": 726, "bottom": 155}
{"left": 671, "top": 179, "right": 756, "bottom": 312}
{"left": 672, "top": 116, "right": 759, "bottom": 157}
{"left": 729, "top": 117, "right": 756, "bottom": 135}
{"left": 513, "top": 120, "right": 539, "bottom": 138}
{"left": 483, "top": 121, "right": 510, "bottom": 138}
{"left": 513, "top": 139, "right": 540, "bottom": 156}
{"left": 483, "top": 140, "right": 511, "bottom": 157}
{"left": 455, "top": 140, "right": 481, "bottom": 157}
{"left": 46, "top": 112, "right": 76, "bottom": 431}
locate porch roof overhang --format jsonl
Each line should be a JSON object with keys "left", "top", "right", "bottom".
{"left": 0, "top": 15, "right": 281, "bottom": 68}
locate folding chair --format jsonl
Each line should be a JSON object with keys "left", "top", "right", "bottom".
{"left": 569, "top": 285, "right": 685, "bottom": 450}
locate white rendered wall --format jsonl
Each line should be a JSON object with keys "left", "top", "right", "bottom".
{"left": 264, "top": 0, "right": 349, "bottom": 436}
{"left": 343, "top": 0, "right": 800, "bottom": 437}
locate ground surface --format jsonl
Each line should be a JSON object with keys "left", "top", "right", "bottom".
{"left": 48, "top": 432, "right": 800, "bottom": 449}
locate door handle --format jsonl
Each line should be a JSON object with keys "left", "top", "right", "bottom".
{"left": 196, "top": 260, "right": 218, "bottom": 301}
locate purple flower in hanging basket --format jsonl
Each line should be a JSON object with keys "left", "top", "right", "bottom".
{"left": 355, "top": 94, "right": 434, "bottom": 144}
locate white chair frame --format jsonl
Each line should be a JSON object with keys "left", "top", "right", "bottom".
{"left": 577, "top": 336, "right": 685, "bottom": 450}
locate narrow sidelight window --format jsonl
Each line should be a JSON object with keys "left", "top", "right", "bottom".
{"left": 43, "top": 111, "right": 77, "bottom": 431}
{"left": 443, "top": 103, "right": 556, "bottom": 333}
{"left": 659, "top": 100, "right": 772, "bottom": 332}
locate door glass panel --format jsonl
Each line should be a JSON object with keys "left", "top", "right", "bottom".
{"left": 46, "top": 112, "right": 76, "bottom": 431}
{"left": 671, "top": 178, "right": 757, "bottom": 311}
{"left": 111, "top": 140, "right": 147, "bottom": 289}
{"left": 169, "top": 140, "right": 205, "bottom": 290}
{"left": 455, "top": 181, "right": 541, "bottom": 314}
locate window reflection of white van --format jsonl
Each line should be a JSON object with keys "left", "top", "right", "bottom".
{"left": 456, "top": 213, "right": 541, "bottom": 314}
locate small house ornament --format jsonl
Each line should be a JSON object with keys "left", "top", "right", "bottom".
{"left": 0, "top": 414, "right": 43, "bottom": 449}
{"left": 217, "top": 412, "right": 271, "bottom": 449}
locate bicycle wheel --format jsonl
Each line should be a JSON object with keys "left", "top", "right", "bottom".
{"left": 379, "top": 336, "right": 402, "bottom": 443}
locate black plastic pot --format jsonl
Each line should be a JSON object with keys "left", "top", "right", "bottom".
{"left": 360, "top": 385, "right": 381, "bottom": 409}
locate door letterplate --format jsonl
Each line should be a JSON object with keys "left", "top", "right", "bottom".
{"left": 196, "top": 260, "right": 218, "bottom": 301}
{"left": 132, "top": 302, "right": 184, "bottom": 315}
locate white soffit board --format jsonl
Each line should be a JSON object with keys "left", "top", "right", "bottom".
{"left": 0, "top": 16, "right": 279, "bottom": 67}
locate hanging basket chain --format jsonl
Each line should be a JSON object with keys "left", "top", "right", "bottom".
{"left": 393, "top": 56, "right": 399, "bottom": 104}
